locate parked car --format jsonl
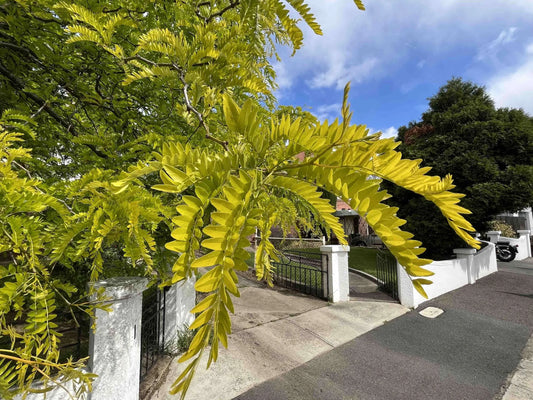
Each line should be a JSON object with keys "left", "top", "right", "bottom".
{"left": 349, "top": 233, "right": 383, "bottom": 247}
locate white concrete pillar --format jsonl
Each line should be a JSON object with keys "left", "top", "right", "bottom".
{"left": 517, "top": 230, "right": 531, "bottom": 258}
{"left": 453, "top": 248, "right": 477, "bottom": 284}
{"left": 487, "top": 231, "right": 501, "bottom": 243}
{"left": 88, "top": 277, "right": 148, "bottom": 400}
{"left": 320, "top": 245, "right": 350, "bottom": 303}
{"left": 164, "top": 276, "right": 196, "bottom": 349}
{"left": 396, "top": 262, "right": 415, "bottom": 308}
{"left": 518, "top": 208, "right": 533, "bottom": 232}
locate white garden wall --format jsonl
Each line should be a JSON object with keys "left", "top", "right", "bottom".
{"left": 487, "top": 230, "right": 531, "bottom": 260}
{"left": 398, "top": 242, "right": 497, "bottom": 308}
{"left": 9, "top": 276, "right": 196, "bottom": 400}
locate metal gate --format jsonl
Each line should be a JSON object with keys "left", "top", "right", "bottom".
{"left": 140, "top": 286, "right": 166, "bottom": 381}
{"left": 376, "top": 249, "right": 399, "bottom": 300}
{"left": 272, "top": 250, "right": 329, "bottom": 299}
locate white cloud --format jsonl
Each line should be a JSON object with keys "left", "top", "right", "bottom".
{"left": 367, "top": 126, "right": 398, "bottom": 139}
{"left": 276, "top": 0, "right": 533, "bottom": 93}
{"left": 273, "top": 61, "right": 292, "bottom": 90}
{"left": 381, "top": 127, "right": 398, "bottom": 139}
{"left": 417, "top": 60, "right": 427, "bottom": 69}
{"left": 476, "top": 27, "right": 517, "bottom": 61}
{"left": 307, "top": 57, "right": 378, "bottom": 90}
{"left": 315, "top": 103, "right": 342, "bottom": 122}
{"left": 487, "top": 43, "right": 533, "bottom": 114}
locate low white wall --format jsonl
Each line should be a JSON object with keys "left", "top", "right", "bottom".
{"left": 398, "top": 242, "right": 497, "bottom": 309}
{"left": 471, "top": 242, "right": 498, "bottom": 279}
{"left": 487, "top": 230, "right": 531, "bottom": 260}
{"left": 501, "top": 232, "right": 531, "bottom": 261}
{"left": 164, "top": 276, "right": 196, "bottom": 350}
{"left": 8, "top": 276, "right": 196, "bottom": 400}
{"left": 11, "top": 374, "right": 88, "bottom": 400}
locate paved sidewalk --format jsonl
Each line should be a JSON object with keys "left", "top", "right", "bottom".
{"left": 148, "top": 273, "right": 407, "bottom": 400}
{"left": 236, "top": 264, "right": 533, "bottom": 400}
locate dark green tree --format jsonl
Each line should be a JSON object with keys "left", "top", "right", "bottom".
{"left": 388, "top": 78, "right": 533, "bottom": 258}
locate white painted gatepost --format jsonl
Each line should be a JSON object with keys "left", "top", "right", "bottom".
{"left": 320, "top": 245, "right": 351, "bottom": 303}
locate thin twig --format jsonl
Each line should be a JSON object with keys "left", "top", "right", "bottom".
{"left": 178, "top": 71, "right": 228, "bottom": 150}
{"left": 0, "top": 62, "right": 109, "bottom": 159}
{"left": 205, "top": 0, "right": 240, "bottom": 24}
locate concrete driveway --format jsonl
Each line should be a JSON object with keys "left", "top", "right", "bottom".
{"left": 146, "top": 272, "right": 408, "bottom": 400}
{"left": 236, "top": 261, "right": 533, "bottom": 400}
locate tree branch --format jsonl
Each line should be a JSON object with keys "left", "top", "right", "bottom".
{"left": 195, "top": 0, "right": 240, "bottom": 24}
{"left": 178, "top": 71, "right": 228, "bottom": 150}
{"left": 0, "top": 62, "right": 109, "bottom": 159}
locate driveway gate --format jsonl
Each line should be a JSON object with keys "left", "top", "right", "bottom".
{"left": 376, "top": 249, "right": 399, "bottom": 300}
{"left": 140, "top": 286, "right": 166, "bottom": 381}
{"left": 272, "top": 250, "right": 329, "bottom": 299}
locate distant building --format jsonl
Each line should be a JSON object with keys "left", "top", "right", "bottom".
{"left": 334, "top": 199, "right": 369, "bottom": 238}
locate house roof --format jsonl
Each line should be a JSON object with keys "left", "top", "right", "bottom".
{"left": 335, "top": 199, "right": 358, "bottom": 217}
{"left": 336, "top": 199, "right": 352, "bottom": 211}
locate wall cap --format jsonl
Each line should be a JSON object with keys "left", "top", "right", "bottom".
{"left": 90, "top": 277, "right": 148, "bottom": 300}
{"left": 320, "top": 245, "right": 350, "bottom": 253}
{"left": 487, "top": 231, "right": 502, "bottom": 235}
{"left": 453, "top": 248, "right": 477, "bottom": 255}
{"left": 517, "top": 230, "right": 531, "bottom": 235}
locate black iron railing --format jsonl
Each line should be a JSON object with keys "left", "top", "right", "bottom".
{"left": 56, "top": 310, "right": 89, "bottom": 363}
{"left": 272, "top": 250, "right": 328, "bottom": 299}
{"left": 376, "top": 249, "right": 399, "bottom": 300}
{"left": 140, "top": 286, "right": 166, "bottom": 381}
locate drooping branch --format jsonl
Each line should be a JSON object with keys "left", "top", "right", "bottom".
{"left": 178, "top": 71, "right": 228, "bottom": 150}
{"left": 195, "top": 0, "right": 240, "bottom": 24}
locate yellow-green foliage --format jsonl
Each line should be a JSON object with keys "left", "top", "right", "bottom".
{"left": 488, "top": 220, "right": 517, "bottom": 238}
{"left": 0, "top": 111, "right": 169, "bottom": 397}
{"left": 0, "top": 111, "right": 97, "bottom": 398}
{"left": 1, "top": 1, "right": 481, "bottom": 398}
{"left": 113, "top": 86, "right": 480, "bottom": 398}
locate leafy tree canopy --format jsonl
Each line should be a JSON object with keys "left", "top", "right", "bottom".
{"left": 389, "top": 78, "right": 533, "bottom": 258}
{"left": 0, "top": 2, "right": 481, "bottom": 399}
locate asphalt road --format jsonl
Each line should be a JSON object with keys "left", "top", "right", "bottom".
{"left": 497, "top": 258, "right": 533, "bottom": 276}
{"left": 235, "top": 264, "right": 533, "bottom": 400}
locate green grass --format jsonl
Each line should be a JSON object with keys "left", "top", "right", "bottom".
{"left": 274, "top": 256, "right": 323, "bottom": 289}
{"left": 287, "top": 246, "right": 378, "bottom": 277}
{"left": 347, "top": 247, "right": 378, "bottom": 276}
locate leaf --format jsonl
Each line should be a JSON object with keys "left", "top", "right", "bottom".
{"left": 353, "top": 0, "right": 366, "bottom": 10}
{"left": 191, "top": 251, "right": 222, "bottom": 269}
{"left": 152, "top": 184, "right": 180, "bottom": 193}
{"left": 189, "top": 308, "right": 214, "bottom": 330}
{"left": 190, "top": 294, "right": 217, "bottom": 314}
{"left": 194, "top": 266, "right": 221, "bottom": 292}
{"left": 412, "top": 279, "right": 429, "bottom": 298}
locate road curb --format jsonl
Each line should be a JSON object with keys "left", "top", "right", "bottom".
{"left": 501, "top": 334, "right": 533, "bottom": 400}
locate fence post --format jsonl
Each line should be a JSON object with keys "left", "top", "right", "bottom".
{"left": 396, "top": 262, "right": 416, "bottom": 308}
{"left": 320, "top": 245, "right": 350, "bottom": 303}
{"left": 164, "top": 276, "right": 197, "bottom": 349}
{"left": 453, "top": 248, "right": 477, "bottom": 284}
{"left": 88, "top": 277, "right": 148, "bottom": 400}
{"left": 487, "top": 230, "right": 501, "bottom": 243}
{"left": 517, "top": 230, "right": 532, "bottom": 258}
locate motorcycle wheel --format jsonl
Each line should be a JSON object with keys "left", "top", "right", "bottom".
{"left": 497, "top": 248, "right": 516, "bottom": 262}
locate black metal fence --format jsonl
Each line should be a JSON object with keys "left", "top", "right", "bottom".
{"left": 272, "top": 250, "right": 328, "bottom": 299}
{"left": 140, "top": 286, "right": 166, "bottom": 381}
{"left": 376, "top": 249, "right": 399, "bottom": 300}
{"left": 495, "top": 215, "right": 527, "bottom": 231}
{"left": 57, "top": 310, "right": 89, "bottom": 363}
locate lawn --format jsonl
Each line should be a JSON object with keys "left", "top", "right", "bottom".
{"left": 288, "top": 246, "right": 378, "bottom": 277}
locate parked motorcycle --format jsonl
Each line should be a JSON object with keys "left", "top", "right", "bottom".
{"left": 495, "top": 241, "right": 518, "bottom": 262}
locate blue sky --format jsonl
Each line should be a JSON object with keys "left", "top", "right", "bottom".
{"left": 274, "top": 0, "right": 533, "bottom": 138}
